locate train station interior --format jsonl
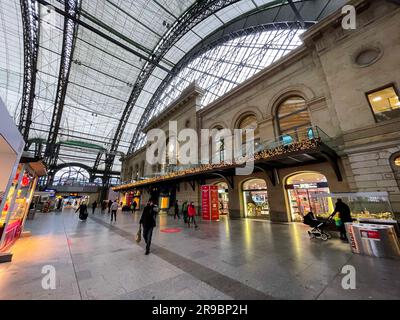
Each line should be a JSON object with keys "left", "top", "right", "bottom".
{"left": 0, "top": 0, "right": 400, "bottom": 300}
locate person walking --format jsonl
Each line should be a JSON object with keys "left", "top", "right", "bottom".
{"left": 329, "top": 199, "right": 353, "bottom": 241}
{"left": 139, "top": 200, "right": 157, "bottom": 255}
{"left": 75, "top": 202, "right": 88, "bottom": 221}
{"left": 107, "top": 200, "right": 112, "bottom": 213}
{"left": 110, "top": 200, "right": 118, "bottom": 223}
{"left": 187, "top": 202, "right": 198, "bottom": 228}
{"left": 174, "top": 200, "right": 180, "bottom": 220}
{"left": 101, "top": 200, "right": 107, "bottom": 213}
{"left": 182, "top": 201, "right": 188, "bottom": 223}
{"left": 92, "top": 200, "right": 97, "bottom": 214}
{"left": 132, "top": 200, "right": 137, "bottom": 213}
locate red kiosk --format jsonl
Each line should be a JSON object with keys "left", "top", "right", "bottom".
{"left": 201, "top": 185, "right": 220, "bottom": 221}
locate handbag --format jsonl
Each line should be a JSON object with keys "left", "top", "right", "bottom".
{"left": 136, "top": 225, "right": 142, "bottom": 243}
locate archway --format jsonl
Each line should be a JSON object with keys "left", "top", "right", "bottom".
{"left": 242, "top": 178, "right": 270, "bottom": 219}
{"left": 285, "top": 171, "right": 333, "bottom": 222}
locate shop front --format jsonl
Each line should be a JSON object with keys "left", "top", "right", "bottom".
{"left": 242, "top": 179, "right": 270, "bottom": 219}
{"left": 0, "top": 156, "right": 46, "bottom": 258}
{"left": 215, "top": 182, "right": 229, "bottom": 215}
{"left": 285, "top": 172, "right": 333, "bottom": 222}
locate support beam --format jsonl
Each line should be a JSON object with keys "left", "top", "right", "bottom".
{"left": 19, "top": 0, "right": 40, "bottom": 143}
{"left": 44, "top": 0, "right": 80, "bottom": 167}
{"left": 255, "top": 164, "right": 276, "bottom": 186}
{"left": 287, "top": 0, "right": 306, "bottom": 28}
{"left": 319, "top": 145, "right": 343, "bottom": 182}
{"left": 103, "top": 0, "right": 241, "bottom": 184}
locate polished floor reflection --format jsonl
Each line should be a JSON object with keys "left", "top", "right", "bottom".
{"left": 0, "top": 209, "right": 399, "bottom": 300}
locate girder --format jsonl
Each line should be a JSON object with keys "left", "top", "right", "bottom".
{"left": 18, "top": 0, "right": 40, "bottom": 143}
{"left": 102, "top": 0, "right": 242, "bottom": 186}
{"left": 44, "top": 0, "right": 80, "bottom": 173}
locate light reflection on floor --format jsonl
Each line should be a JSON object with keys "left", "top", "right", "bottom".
{"left": 0, "top": 209, "right": 399, "bottom": 300}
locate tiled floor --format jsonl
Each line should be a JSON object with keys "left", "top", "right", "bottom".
{"left": 1, "top": 209, "right": 399, "bottom": 300}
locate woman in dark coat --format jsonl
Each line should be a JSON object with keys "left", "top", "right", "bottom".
{"left": 139, "top": 201, "right": 157, "bottom": 255}
{"left": 75, "top": 202, "right": 88, "bottom": 221}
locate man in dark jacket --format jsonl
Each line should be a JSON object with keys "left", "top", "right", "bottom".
{"left": 140, "top": 201, "right": 157, "bottom": 255}
{"left": 329, "top": 199, "right": 353, "bottom": 241}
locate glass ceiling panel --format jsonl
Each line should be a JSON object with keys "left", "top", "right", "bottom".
{"left": 0, "top": 0, "right": 24, "bottom": 122}
{"left": 214, "top": 0, "right": 256, "bottom": 23}
{"left": 151, "top": 27, "right": 305, "bottom": 119}
{"left": 1, "top": 0, "right": 343, "bottom": 174}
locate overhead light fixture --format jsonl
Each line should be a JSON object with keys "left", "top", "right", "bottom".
{"left": 372, "top": 96, "right": 382, "bottom": 102}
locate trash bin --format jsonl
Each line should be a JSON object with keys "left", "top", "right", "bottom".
{"left": 345, "top": 223, "right": 400, "bottom": 259}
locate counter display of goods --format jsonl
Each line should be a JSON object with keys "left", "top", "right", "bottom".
{"left": 315, "top": 192, "right": 395, "bottom": 221}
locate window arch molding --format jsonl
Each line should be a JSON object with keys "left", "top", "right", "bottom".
{"left": 231, "top": 107, "right": 263, "bottom": 131}
{"left": 269, "top": 86, "right": 315, "bottom": 117}
{"left": 390, "top": 151, "right": 400, "bottom": 190}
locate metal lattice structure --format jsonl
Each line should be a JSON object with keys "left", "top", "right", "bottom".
{"left": 18, "top": 0, "right": 40, "bottom": 142}
{"left": 44, "top": 0, "right": 80, "bottom": 169}
{"left": 0, "top": 0, "right": 347, "bottom": 191}
{"left": 129, "top": 21, "right": 313, "bottom": 152}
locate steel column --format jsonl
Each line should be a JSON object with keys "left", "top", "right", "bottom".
{"left": 44, "top": 0, "right": 80, "bottom": 167}
{"left": 19, "top": 0, "right": 40, "bottom": 143}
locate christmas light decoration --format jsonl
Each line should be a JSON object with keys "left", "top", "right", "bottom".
{"left": 113, "top": 138, "right": 322, "bottom": 192}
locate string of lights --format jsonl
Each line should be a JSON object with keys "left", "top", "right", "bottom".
{"left": 113, "top": 138, "right": 322, "bottom": 191}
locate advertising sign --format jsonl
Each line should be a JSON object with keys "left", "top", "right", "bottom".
{"left": 210, "top": 185, "right": 219, "bottom": 221}
{"left": 201, "top": 185, "right": 210, "bottom": 220}
{"left": 201, "top": 185, "right": 220, "bottom": 221}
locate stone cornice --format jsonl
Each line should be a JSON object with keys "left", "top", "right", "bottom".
{"left": 143, "top": 82, "right": 204, "bottom": 133}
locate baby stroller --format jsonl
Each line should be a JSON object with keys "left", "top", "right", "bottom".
{"left": 303, "top": 212, "right": 332, "bottom": 241}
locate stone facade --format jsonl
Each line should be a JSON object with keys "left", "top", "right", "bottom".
{"left": 120, "top": 0, "right": 400, "bottom": 220}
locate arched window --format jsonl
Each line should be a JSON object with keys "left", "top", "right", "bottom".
{"left": 238, "top": 114, "right": 260, "bottom": 154}
{"left": 212, "top": 126, "right": 225, "bottom": 163}
{"left": 277, "top": 96, "right": 312, "bottom": 144}
{"left": 242, "top": 178, "right": 269, "bottom": 219}
{"left": 53, "top": 166, "right": 90, "bottom": 186}
{"left": 391, "top": 153, "right": 400, "bottom": 190}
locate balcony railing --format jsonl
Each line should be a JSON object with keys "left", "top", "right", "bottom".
{"left": 117, "top": 126, "right": 331, "bottom": 189}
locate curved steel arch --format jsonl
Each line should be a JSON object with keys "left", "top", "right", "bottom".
{"left": 18, "top": 0, "right": 40, "bottom": 143}
{"left": 129, "top": 20, "right": 313, "bottom": 154}
{"left": 44, "top": 0, "right": 81, "bottom": 169}
{"left": 127, "top": 0, "right": 331, "bottom": 154}
{"left": 102, "top": 0, "right": 243, "bottom": 184}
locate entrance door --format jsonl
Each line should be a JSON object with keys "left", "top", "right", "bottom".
{"left": 215, "top": 182, "right": 229, "bottom": 215}
{"left": 285, "top": 172, "right": 333, "bottom": 222}
{"left": 242, "top": 179, "right": 270, "bottom": 219}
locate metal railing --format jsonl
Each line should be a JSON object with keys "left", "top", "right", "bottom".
{"left": 120, "top": 126, "right": 331, "bottom": 185}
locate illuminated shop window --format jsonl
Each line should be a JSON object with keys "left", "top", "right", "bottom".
{"left": 367, "top": 85, "right": 400, "bottom": 122}
{"left": 277, "top": 96, "right": 311, "bottom": 142}
{"left": 242, "top": 179, "right": 270, "bottom": 219}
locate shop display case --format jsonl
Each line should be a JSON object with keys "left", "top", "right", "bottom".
{"left": 329, "top": 192, "right": 395, "bottom": 221}
{"left": 0, "top": 166, "right": 36, "bottom": 251}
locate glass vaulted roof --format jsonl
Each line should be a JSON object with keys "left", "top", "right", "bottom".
{"left": 0, "top": 0, "right": 346, "bottom": 175}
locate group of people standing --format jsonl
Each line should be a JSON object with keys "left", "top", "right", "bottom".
{"left": 76, "top": 199, "right": 119, "bottom": 222}
{"left": 174, "top": 200, "right": 198, "bottom": 228}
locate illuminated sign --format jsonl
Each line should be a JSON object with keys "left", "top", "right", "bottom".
{"left": 293, "top": 183, "right": 318, "bottom": 189}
